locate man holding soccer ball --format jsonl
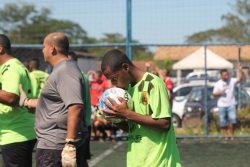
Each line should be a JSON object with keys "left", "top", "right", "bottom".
{"left": 101, "top": 49, "right": 181, "bottom": 167}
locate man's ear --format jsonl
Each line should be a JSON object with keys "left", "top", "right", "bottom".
{"left": 51, "top": 45, "right": 57, "bottom": 55}
{"left": 122, "top": 63, "right": 129, "bottom": 72}
{"left": 0, "top": 46, "right": 4, "bottom": 55}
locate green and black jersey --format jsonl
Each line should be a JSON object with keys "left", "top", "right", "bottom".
{"left": 127, "top": 72, "right": 181, "bottom": 167}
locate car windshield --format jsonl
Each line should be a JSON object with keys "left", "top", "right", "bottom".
{"left": 174, "top": 86, "right": 192, "bottom": 97}
{"left": 188, "top": 87, "right": 214, "bottom": 102}
{"left": 189, "top": 88, "right": 202, "bottom": 102}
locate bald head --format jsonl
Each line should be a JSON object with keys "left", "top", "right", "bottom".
{"left": 45, "top": 32, "right": 69, "bottom": 55}
{"left": 0, "top": 34, "right": 11, "bottom": 54}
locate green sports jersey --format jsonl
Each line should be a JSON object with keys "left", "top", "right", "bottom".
{"left": 82, "top": 72, "right": 91, "bottom": 126}
{"left": 30, "top": 70, "right": 49, "bottom": 97}
{"left": 0, "top": 58, "right": 36, "bottom": 145}
{"left": 29, "top": 72, "right": 39, "bottom": 98}
{"left": 127, "top": 72, "right": 181, "bottom": 167}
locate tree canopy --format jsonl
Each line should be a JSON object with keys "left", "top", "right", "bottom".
{"left": 0, "top": 2, "right": 152, "bottom": 60}
{"left": 0, "top": 3, "right": 89, "bottom": 44}
{"left": 87, "top": 33, "right": 153, "bottom": 60}
{"left": 186, "top": 0, "right": 250, "bottom": 43}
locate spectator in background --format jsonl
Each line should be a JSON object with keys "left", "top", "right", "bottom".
{"left": 23, "top": 60, "right": 30, "bottom": 70}
{"left": 89, "top": 70, "right": 115, "bottom": 141}
{"left": 28, "top": 58, "right": 49, "bottom": 98}
{"left": 90, "top": 70, "right": 111, "bottom": 106}
{"left": 213, "top": 65, "right": 243, "bottom": 140}
{"left": 87, "top": 70, "right": 95, "bottom": 82}
{"left": 157, "top": 68, "right": 174, "bottom": 106}
{"left": 0, "top": 34, "right": 36, "bottom": 167}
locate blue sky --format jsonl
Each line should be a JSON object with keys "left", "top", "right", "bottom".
{"left": 0, "top": 0, "right": 233, "bottom": 44}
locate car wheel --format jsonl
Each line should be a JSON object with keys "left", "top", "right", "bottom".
{"left": 172, "top": 114, "right": 181, "bottom": 128}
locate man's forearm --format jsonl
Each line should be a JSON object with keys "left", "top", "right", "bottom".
{"left": 213, "top": 92, "right": 222, "bottom": 97}
{"left": 66, "top": 104, "right": 83, "bottom": 140}
{"left": 0, "top": 90, "right": 18, "bottom": 106}
{"left": 125, "top": 110, "right": 171, "bottom": 131}
{"left": 238, "top": 69, "right": 244, "bottom": 82}
{"left": 236, "top": 64, "right": 244, "bottom": 83}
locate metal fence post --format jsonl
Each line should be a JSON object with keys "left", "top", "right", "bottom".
{"left": 204, "top": 45, "right": 209, "bottom": 135}
{"left": 126, "top": 0, "right": 132, "bottom": 60}
{"left": 237, "top": 46, "right": 241, "bottom": 110}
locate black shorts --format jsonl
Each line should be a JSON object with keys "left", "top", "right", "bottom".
{"left": 81, "top": 125, "right": 91, "bottom": 160}
{"left": 36, "top": 149, "right": 62, "bottom": 167}
{"left": 36, "top": 143, "right": 87, "bottom": 167}
{"left": 1, "top": 139, "right": 36, "bottom": 167}
{"left": 36, "top": 128, "right": 91, "bottom": 167}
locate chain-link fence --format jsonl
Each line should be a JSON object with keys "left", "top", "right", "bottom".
{"left": 10, "top": 44, "right": 250, "bottom": 138}
{"left": 2, "top": 0, "right": 250, "bottom": 138}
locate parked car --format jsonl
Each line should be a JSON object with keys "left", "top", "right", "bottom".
{"left": 183, "top": 70, "right": 220, "bottom": 83}
{"left": 172, "top": 81, "right": 214, "bottom": 127}
{"left": 183, "top": 86, "right": 216, "bottom": 128}
{"left": 185, "top": 70, "right": 218, "bottom": 80}
{"left": 242, "top": 82, "right": 250, "bottom": 96}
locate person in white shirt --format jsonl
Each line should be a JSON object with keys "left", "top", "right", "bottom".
{"left": 213, "top": 65, "right": 243, "bottom": 140}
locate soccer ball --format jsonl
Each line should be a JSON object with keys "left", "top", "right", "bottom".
{"left": 98, "top": 87, "right": 133, "bottom": 123}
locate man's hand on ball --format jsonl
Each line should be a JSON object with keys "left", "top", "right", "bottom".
{"left": 102, "top": 97, "right": 130, "bottom": 118}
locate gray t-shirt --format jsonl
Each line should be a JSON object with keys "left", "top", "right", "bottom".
{"left": 35, "top": 60, "right": 85, "bottom": 150}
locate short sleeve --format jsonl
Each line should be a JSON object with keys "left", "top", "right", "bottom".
{"left": 57, "top": 72, "right": 84, "bottom": 108}
{"left": 149, "top": 81, "right": 171, "bottom": 119}
{"left": 1, "top": 66, "right": 20, "bottom": 95}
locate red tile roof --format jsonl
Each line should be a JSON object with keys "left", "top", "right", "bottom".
{"left": 154, "top": 45, "right": 250, "bottom": 61}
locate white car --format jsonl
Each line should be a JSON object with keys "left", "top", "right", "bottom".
{"left": 172, "top": 81, "right": 214, "bottom": 127}
{"left": 185, "top": 70, "right": 219, "bottom": 81}
{"left": 243, "top": 82, "right": 250, "bottom": 96}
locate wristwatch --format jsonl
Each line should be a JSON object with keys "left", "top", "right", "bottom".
{"left": 65, "top": 138, "right": 77, "bottom": 145}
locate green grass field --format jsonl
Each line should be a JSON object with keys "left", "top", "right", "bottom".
{"left": 89, "top": 139, "right": 250, "bottom": 167}
{"left": 1, "top": 139, "right": 250, "bottom": 167}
